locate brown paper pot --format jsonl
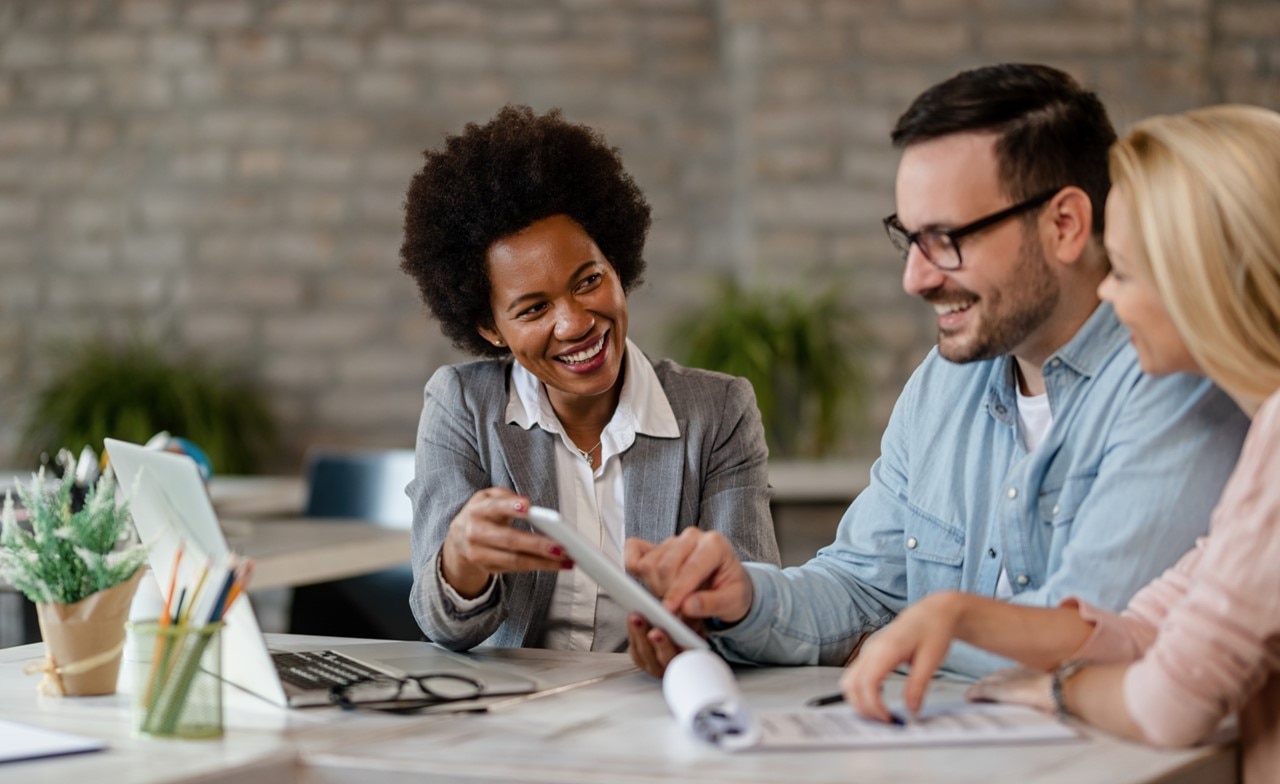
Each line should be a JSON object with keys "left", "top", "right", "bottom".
{"left": 34, "top": 569, "right": 143, "bottom": 696}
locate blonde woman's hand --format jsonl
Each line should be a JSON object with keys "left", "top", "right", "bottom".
{"left": 965, "top": 667, "right": 1054, "bottom": 712}
{"left": 842, "top": 592, "right": 968, "bottom": 723}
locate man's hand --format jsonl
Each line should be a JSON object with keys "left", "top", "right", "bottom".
{"left": 623, "top": 529, "right": 753, "bottom": 676}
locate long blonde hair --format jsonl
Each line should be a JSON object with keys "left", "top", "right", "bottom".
{"left": 1109, "top": 105, "right": 1280, "bottom": 404}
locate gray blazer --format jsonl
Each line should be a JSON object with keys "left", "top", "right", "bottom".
{"left": 407, "top": 356, "right": 780, "bottom": 651}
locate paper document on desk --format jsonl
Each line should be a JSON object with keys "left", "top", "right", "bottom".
{"left": 755, "top": 701, "right": 1079, "bottom": 749}
{"left": 662, "top": 650, "right": 1079, "bottom": 751}
{"left": 0, "top": 719, "right": 106, "bottom": 764}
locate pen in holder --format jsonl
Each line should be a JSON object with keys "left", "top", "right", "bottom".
{"left": 128, "top": 619, "right": 223, "bottom": 739}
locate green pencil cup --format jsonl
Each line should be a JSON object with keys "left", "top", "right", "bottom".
{"left": 128, "top": 620, "right": 223, "bottom": 739}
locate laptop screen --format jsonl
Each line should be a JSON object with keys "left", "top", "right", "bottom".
{"left": 105, "top": 438, "right": 289, "bottom": 705}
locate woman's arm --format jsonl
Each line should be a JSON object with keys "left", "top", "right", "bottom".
{"left": 408, "top": 365, "right": 562, "bottom": 649}
{"left": 992, "top": 400, "right": 1280, "bottom": 747}
{"left": 408, "top": 366, "right": 506, "bottom": 649}
{"left": 963, "top": 662, "right": 1144, "bottom": 739}
{"left": 843, "top": 592, "right": 1094, "bottom": 721}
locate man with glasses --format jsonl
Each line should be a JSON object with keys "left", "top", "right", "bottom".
{"left": 625, "top": 63, "right": 1249, "bottom": 678}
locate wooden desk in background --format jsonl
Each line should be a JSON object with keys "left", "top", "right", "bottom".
{"left": 208, "top": 475, "right": 307, "bottom": 519}
{"left": 224, "top": 517, "right": 410, "bottom": 591}
{"left": 1, "top": 477, "right": 409, "bottom": 646}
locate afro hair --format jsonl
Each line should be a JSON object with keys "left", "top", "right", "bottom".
{"left": 400, "top": 105, "right": 652, "bottom": 357}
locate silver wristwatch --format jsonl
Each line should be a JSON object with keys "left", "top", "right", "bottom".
{"left": 1049, "top": 660, "right": 1086, "bottom": 718}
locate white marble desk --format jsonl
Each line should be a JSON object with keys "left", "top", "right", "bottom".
{"left": 0, "top": 637, "right": 637, "bottom": 784}
{"left": 0, "top": 637, "right": 1236, "bottom": 784}
{"left": 306, "top": 660, "right": 1237, "bottom": 784}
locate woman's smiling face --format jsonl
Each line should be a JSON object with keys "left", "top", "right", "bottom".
{"left": 1098, "top": 187, "right": 1199, "bottom": 377}
{"left": 478, "top": 214, "right": 629, "bottom": 413}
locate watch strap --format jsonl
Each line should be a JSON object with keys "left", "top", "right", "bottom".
{"left": 1050, "top": 659, "right": 1086, "bottom": 718}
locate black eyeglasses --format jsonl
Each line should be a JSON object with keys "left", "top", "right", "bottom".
{"left": 328, "top": 672, "right": 530, "bottom": 715}
{"left": 883, "top": 187, "right": 1062, "bottom": 271}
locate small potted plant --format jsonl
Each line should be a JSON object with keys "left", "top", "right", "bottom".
{"left": 20, "top": 337, "right": 277, "bottom": 474}
{"left": 671, "top": 279, "right": 868, "bottom": 458}
{"left": 0, "top": 450, "right": 147, "bottom": 696}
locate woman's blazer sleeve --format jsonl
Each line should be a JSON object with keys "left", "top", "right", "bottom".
{"left": 692, "top": 373, "right": 780, "bottom": 566}
{"left": 407, "top": 364, "right": 509, "bottom": 650}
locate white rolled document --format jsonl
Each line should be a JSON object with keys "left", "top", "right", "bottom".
{"left": 662, "top": 649, "right": 761, "bottom": 751}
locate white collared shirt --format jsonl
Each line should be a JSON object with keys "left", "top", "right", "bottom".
{"left": 438, "top": 339, "right": 679, "bottom": 652}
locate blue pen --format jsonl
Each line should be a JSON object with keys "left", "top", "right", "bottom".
{"left": 170, "top": 587, "right": 187, "bottom": 625}
{"left": 207, "top": 568, "right": 238, "bottom": 623}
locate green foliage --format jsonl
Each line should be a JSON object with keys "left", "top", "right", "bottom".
{"left": 671, "top": 280, "right": 867, "bottom": 458}
{"left": 20, "top": 339, "right": 276, "bottom": 474}
{"left": 0, "top": 461, "right": 146, "bottom": 605}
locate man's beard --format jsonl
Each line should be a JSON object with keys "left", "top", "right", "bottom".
{"left": 933, "top": 234, "right": 1061, "bottom": 364}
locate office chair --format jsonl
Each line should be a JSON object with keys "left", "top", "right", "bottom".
{"left": 287, "top": 449, "right": 425, "bottom": 641}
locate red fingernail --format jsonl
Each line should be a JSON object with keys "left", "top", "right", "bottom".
{"left": 560, "top": 559, "right": 575, "bottom": 569}
{"left": 631, "top": 616, "right": 644, "bottom": 628}
{"left": 652, "top": 630, "right": 666, "bottom": 643}
{"left": 548, "top": 545, "right": 564, "bottom": 557}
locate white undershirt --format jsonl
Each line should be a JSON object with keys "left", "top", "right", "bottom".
{"left": 1016, "top": 388, "right": 1054, "bottom": 453}
{"left": 995, "top": 387, "right": 1054, "bottom": 600}
{"left": 438, "top": 339, "right": 679, "bottom": 652}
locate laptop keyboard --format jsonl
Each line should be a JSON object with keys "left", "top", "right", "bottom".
{"left": 272, "top": 650, "right": 385, "bottom": 690}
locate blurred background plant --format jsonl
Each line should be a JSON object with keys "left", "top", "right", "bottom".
{"left": 19, "top": 339, "right": 277, "bottom": 475}
{"left": 0, "top": 453, "right": 146, "bottom": 605}
{"left": 670, "top": 279, "right": 868, "bottom": 458}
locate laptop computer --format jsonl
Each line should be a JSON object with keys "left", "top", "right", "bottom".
{"left": 104, "top": 437, "right": 536, "bottom": 708}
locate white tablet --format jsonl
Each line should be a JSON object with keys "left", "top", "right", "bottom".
{"left": 526, "top": 506, "right": 709, "bottom": 651}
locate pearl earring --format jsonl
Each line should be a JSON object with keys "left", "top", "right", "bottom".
{"left": 494, "top": 339, "right": 504, "bottom": 347}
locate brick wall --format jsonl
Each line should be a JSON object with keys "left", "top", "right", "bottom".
{"left": 0, "top": 0, "right": 1275, "bottom": 470}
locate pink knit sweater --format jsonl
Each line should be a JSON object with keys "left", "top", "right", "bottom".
{"left": 1070, "top": 388, "right": 1280, "bottom": 784}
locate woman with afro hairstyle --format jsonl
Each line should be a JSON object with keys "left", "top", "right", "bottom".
{"left": 399, "top": 106, "right": 780, "bottom": 653}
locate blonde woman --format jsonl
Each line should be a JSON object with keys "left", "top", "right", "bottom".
{"left": 843, "top": 104, "right": 1280, "bottom": 784}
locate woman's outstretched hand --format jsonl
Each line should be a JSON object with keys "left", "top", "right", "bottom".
{"left": 440, "top": 488, "right": 571, "bottom": 597}
{"left": 842, "top": 592, "right": 967, "bottom": 723}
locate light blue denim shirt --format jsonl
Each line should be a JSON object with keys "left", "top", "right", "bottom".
{"left": 714, "top": 302, "right": 1250, "bottom": 677}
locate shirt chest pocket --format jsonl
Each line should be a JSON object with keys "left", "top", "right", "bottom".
{"left": 1037, "top": 473, "right": 1095, "bottom": 528}
{"left": 903, "top": 504, "right": 965, "bottom": 568}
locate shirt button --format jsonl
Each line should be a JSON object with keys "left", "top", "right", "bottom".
{"left": 906, "top": 537, "right": 918, "bottom": 550}
{"left": 1050, "top": 358, "right": 1062, "bottom": 367}
{"left": 1052, "top": 504, "right": 1061, "bottom": 516}
{"left": 1016, "top": 574, "right": 1030, "bottom": 586}
{"left": 995, "top": 404, "right": 1007, "bottom": 415}
{"left": 1007, "top": 487, "right": 1018, "bottom": 500}
{"left": 988, "top": 548, "right": 997, "bottom": 558}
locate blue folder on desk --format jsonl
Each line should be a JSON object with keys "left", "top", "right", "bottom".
{"left": 105, "top": 438, "right": 536, "bottom": 708}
